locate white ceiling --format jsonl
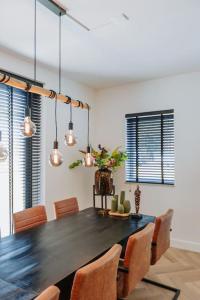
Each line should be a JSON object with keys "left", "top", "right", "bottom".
{"left": 0, "top": 0, "right": 200, "bottom": 88}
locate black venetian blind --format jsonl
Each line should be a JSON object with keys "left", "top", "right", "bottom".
{"left": 125, "top": 110, "right": 174, "bottom": 185}
{"left": 0, "top": 82, "right": 41, "bottom": 236}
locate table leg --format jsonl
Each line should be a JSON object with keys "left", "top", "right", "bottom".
{"left": 101, "top": 195, "right": 103, "bottom": 209}
{"left": 93, "top": 186, "right": 96, "bottom": 208}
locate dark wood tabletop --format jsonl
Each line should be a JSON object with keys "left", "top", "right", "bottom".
{"left": 0, "top": 207, "right": 155, "bottom": 299}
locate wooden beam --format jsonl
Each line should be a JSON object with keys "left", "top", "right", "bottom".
{"left": 0, "top": 73, "right": 90, "bottom": 109}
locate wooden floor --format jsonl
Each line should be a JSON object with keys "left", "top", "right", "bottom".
{"left": 128, "top": 247, "right": 200, "bottom": 300}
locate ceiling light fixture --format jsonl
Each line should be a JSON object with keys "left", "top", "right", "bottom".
{"left": 21, "top": 0, "right": 37, "bottom": 138}
{"left": 38, "top": 0, "right": 90, "bottom": 31}
{"left": 49, "top": 13, "right": 63, "bottom": 167}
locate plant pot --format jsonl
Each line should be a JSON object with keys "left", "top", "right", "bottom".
{"left": 95, "top": 168, "right": 113, "bottom": 195}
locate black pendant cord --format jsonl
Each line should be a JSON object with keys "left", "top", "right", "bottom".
{"left": 59, "top": 12, "right": 62, "bottom": 94}
{"left": 54, "top": 13, "right": 62, "bottom": 144}
{"left": 55, "top": 95, "right": 58, "bottom": 143}
{"left": 26, "top": 91, "right": 30, "bottom": 116}
{"left": 70, "top": 102, "right": 72, "bottom": 122}
{"left": 28, "top": 0, "right": 37, "bottom": 117}
{"left": 87, "top": 108, "right": 90, "bottom": 147}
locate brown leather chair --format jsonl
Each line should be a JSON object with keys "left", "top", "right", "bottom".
{"left": 35, "top": 286, "right": 60, "bottom": 300}
{"left": 117, "top": 223, "right": 155, "bottom": 299}
{"left": 54, "top": 197, "right": 79, "bottom": 220}
{"left": 70, "top": 244, "right": 122, "bottom": 300}
{"left": 13, "top": 205, "right": 47, "bottom": 233}
{"left": 143, "top": 209, "right": 180, "bottom": 300}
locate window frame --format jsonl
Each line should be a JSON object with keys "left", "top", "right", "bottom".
{"left": 125, "top": 109, "right": 175, "bottom": 186}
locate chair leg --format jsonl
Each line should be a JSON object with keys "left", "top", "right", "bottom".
{"left": 142, "top": 278, "right": 180, "bottom": 300}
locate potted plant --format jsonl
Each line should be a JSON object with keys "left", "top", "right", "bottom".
{"left": 69, "top": 145, "right": 127, "bottom": 195}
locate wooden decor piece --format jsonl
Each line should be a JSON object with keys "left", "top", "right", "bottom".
{"left": 109, "top": 211, "right": 130, "bottom": 218}
{"left": 135, "top": 185, "right": 141, "bottom": 214}
{"left": 132, "top": 185, "right": 142, "bottom": 219}
{"left": 0, "top": 73, "right": 90, "bottom": 110}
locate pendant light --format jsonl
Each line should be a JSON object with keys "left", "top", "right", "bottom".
{"left": 83, "top": 108, "right": 94, "bottom": 167}
{"left": 49, "top": 13, "right": 63, "bottom": 167}
{"left": 21, "top": 0, "right": 37, "bottom": 138}
{"left": 49, "top": 95, "right": 63, "bottom": 167}
{"left": 64, "top": 103, "right": 77, "bottom": 146}
{"left": 0, "top": 131, "right": 8, "bottom": 161}
{"left": 20, "top": 92, "right": 36, "bottom": 137}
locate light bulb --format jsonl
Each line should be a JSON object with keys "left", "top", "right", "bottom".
{"left": 49, "top": 141, "right": 63, "bottom": 167}
{"left": 83, "top": 146, "right": 94, "bottom": 167}
{"left": 65, "top": 130, "right": 77, "bottom": 146}
{"left": 0, "top": 131, "right": 8, "bottom": 162}
{"left": 21, "top": 116, "right": 36, "bottom": 138}
{"left": 64, "top": 121, "right": 77, "bottom": 146}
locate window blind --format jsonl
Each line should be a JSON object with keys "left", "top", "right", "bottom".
{"left": 0, "top": 83, "right": 41, "bottom": 236}
{"left": 125, "top": 110, "right": 174, "bottom": 185}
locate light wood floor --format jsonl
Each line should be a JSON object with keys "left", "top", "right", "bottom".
{"left": 128, "top": 247, "right": 200, "bottom": 300}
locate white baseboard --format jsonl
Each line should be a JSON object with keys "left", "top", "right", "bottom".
{"left": 171, "top": 238, "right": 200, "bottom": 253}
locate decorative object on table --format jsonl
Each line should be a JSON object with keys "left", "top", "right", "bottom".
{"left": 111, "top": 195, "right": 118, "bottom": 212}
{"left": 69, "top": 143, "right": 127, "bottom": 196}
{"left": 108, "top": 211, "right": 130, "bottom": 218}
{"left": 93, "top": 185, "right": 115, "bottom": 210}
{"left": 124, "top": 199, "right": 131, "bottom": 213}
{"left": 118, "top": 203, "right": 125, "bottom": 214}
{"left": 95, "top": 167, "right": 113, "bottom": 195}
{"left": 69, "top": 144, "right": 127, "bottom": 210}
{"left": 97, "top": 209, "right": 110, "bottom": 216}
{"left": 120, "top": 190, "right": 125, "bottom": 204}
{"left": 109, "top": 190, "right": 131, "bottom": 217}
{"left": 132, "top": 185, "right": 142, "bottom": 219}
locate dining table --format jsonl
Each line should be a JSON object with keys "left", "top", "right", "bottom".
{"left": 0, "top": 207, "right": 155, "bottom": 299}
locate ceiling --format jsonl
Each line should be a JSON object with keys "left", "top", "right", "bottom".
{"left": 0, "top": 0, "right": 200, "bottom": 89}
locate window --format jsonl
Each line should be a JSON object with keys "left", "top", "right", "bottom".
{"left": 0, "top": 83, "right": 41, "bottom": 237}
{"left": 125, "top": 110, "right": 174, "bottom": 185}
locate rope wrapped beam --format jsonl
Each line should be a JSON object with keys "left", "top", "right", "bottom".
{"left": 0, "top": 73, "right": 90, "bottom": 109}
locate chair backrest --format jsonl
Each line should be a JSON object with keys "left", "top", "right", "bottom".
{"left": 35, "top": 286, "right": 60, "bottom": 300}
{"left": 13, "top": 205, "right": 47, "bottom": 233}
{"left": 70, "top": 244, "right": 122, "bottom": 300}
{"left": 117, "top": 223, "right": 155, "bottom": 299}
{"left": 54, "top": 197, "right": 79, "bottom": 220}
{"left": 151, "top": 209, "right": 174, "bottom": 265}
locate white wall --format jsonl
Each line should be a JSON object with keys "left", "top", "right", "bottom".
{"left": 94, "top": 72, "right": 200, "bottom": 252}
{"left": 0, "top": 49, "right": 96, "bottom": 220}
